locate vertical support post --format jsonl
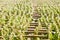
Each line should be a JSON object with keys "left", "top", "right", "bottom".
{"left": 27, "top": 37, "right": 31, "bottom": 40}
{"left": 20, "top": 34, "right": 24, "bottom": 40}
{"left": 0, "top": 28, "right": 3, "bottom": 40}
{"left": 37, "top": 37, "right": 40, "bottom": 40}
{"left": 48, "top": 23, "right": 52, "bottom": 40}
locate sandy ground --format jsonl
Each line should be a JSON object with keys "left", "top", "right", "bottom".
{"left": 32, "top": 0, "right": 60, "bottom": 6}
{"left": 0, "top": 0, "right": 60, "bottom": 6}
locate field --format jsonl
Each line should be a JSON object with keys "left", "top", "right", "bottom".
{"left": 0, "top": 0, "right": 60, "bottom": 40}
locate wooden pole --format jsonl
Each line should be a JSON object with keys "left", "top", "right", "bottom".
{"left": 37, "top": 37, "right": 40, "bottom": 40}
{"left": 27, "top": 37, "right": 31, "bottom": 40}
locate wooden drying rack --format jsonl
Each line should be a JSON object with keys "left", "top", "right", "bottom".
{"left": 23, "top": 6, "right": 49, "bottom": 40}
